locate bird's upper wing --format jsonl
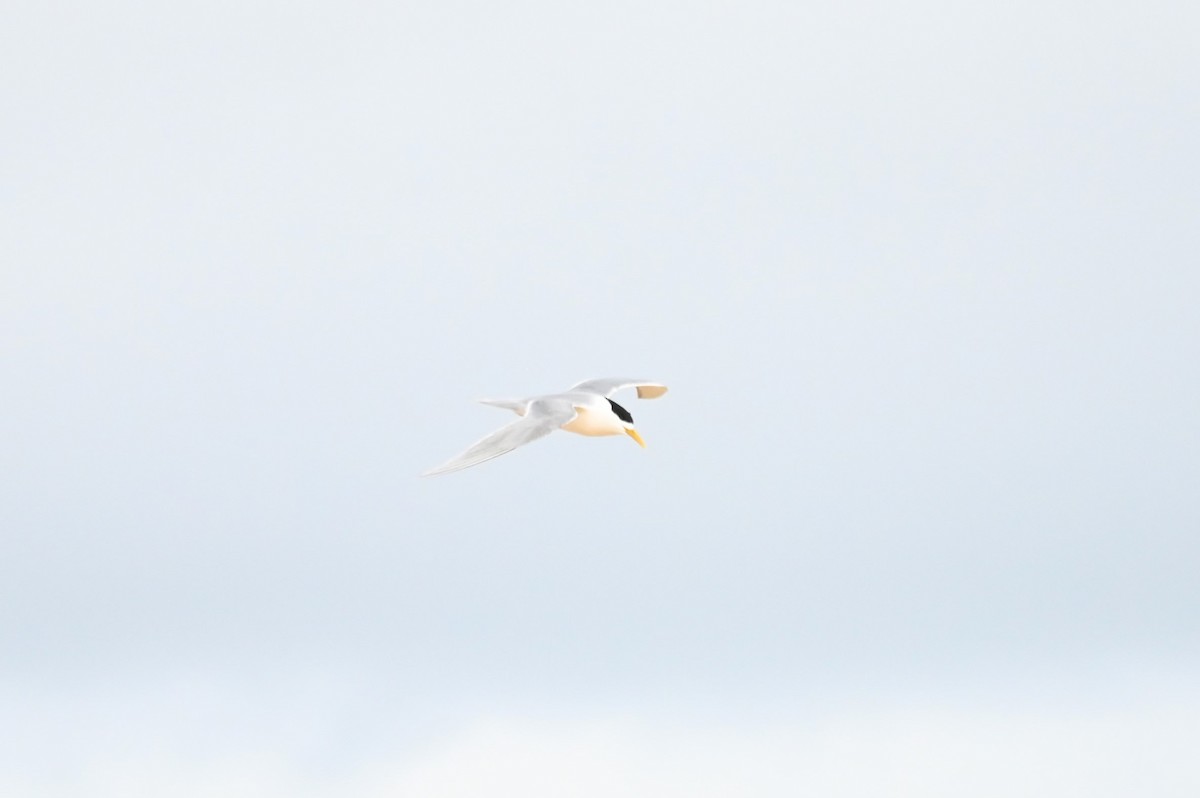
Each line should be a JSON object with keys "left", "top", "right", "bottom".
{"left": 421, "top": 399, "right": 578, "bottom": 477}
{"left": 568, "top": 378, "right": 668, "bottom": 399}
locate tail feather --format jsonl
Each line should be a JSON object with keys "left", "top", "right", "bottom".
{"left": 477, "top": 398, "right": 527, "bottom": 415}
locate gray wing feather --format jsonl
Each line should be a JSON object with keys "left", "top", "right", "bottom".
{"left": 568, "top": 377, "right": 668, "bottom": 399}
{"left": 422, "top": 399, "right": 577, "bottom": 477}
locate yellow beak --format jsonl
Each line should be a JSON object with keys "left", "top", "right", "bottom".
{"left": 625, "top": 427, "right": 646, "bottom": 448}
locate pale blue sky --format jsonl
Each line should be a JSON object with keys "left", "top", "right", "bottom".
{"left": 2, "top": 1, "right": 1198, "bottom": 795}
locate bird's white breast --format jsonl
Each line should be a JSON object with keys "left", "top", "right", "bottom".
{"left": 560, "top": 403, "right": 623, "bottom": 437}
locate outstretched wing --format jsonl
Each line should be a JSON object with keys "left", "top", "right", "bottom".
{"left": 568, "top": 378, "right": 668, "bottom": 399}
{"left": 422, "top": 399, "right": 578, "bottom": 477}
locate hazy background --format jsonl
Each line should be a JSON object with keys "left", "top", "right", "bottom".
{"left": 3, "top": 1, "right": 1198, "bottom": 795}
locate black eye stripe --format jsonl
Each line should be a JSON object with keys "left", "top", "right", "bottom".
{"left": 607, "top": 398, "right": 633, "bottom": 424}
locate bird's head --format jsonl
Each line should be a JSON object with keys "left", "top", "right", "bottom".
{"left": 607, "top": 398, "right": 646, "bottom": 448}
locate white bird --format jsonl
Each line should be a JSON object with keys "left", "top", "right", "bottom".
{"left": 422, "top": 377, "right": 669, "bottom": 476}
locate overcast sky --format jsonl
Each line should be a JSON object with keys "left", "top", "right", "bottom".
{"left": 2, "top": 1, "right": 1198, "bottom": 795}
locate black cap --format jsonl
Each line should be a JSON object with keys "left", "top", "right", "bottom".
{"left": 606, "top": 398, "right": 634, "bottom": 424}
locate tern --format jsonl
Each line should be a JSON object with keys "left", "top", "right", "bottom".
{"left": 422, "top": 377, "right": 668, "bottom": 476}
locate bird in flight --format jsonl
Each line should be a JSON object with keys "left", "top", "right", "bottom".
{"left": 422, "top": 377, "right": 669, "bottom": 476}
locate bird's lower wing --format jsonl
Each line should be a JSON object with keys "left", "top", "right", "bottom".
{"left": 421, "top": 399, "right": 577, "bottom": 476}
{"left": 568, "top": 378, "right": 668, "bottom": 399}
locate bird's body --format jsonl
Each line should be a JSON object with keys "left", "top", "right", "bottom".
{"left": 422, "top": 378, "right": 668, "bottom": 476}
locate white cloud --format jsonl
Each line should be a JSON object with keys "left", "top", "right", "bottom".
{"left": 371, "top": 706, "right": 1199, "bottom": 798}
{"left": 10, "top": 693, "right": 1195, "bottom": 798}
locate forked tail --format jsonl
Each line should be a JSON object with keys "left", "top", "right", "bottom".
{"left": 477, "top": 398, "right": 527, "bottom": 415}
